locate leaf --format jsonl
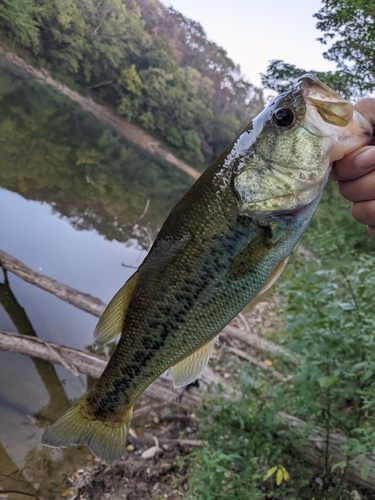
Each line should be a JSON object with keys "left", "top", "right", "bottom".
{"left": 141, "top": 446, "right": 159, "bottom": 459}
{"left": 262, "top": 466, "right": 278, "bottom": 481}
{"left": 280, "top": 465, "right": 290, "bottom": 481}
{"left": 318, "top": 376, "right": 339, "bottom": 388}
{"left": 331, "top": 460, "right": 346, "bottom": 472}
{"left": 361, "top": 462, "right": 371, "bottom": 481}
{"left": 276, "top": 468, "right": 283, "bottom": 486}
{"left": 60, "top": 490, "right": 74, "bottom": 498}
{"left": 339, "top": 302, "right": 355, "bottom": 311}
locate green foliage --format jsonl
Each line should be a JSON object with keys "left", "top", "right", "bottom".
{"left": 0, "top": 0, "right": 41, "bottom": 48}
{"left": 262, "top": 0, "right": 375, "bottom": 99}
{"left": 315, "top": 0, "right": 375, "bottom": 95}
{"left": 186, "top": 387, "right": 323, "bottom": 498}
{"left": 186, "top": 237, "right": 375, "bottom": 497}
{"left": 261, "top": 60, "right": 357, "bottom": 100}
{"left": 166, "top": 126, "right": 183, "bottom": 147}
{"left": 120, "top": 64, "right": 143, "bottom": 95}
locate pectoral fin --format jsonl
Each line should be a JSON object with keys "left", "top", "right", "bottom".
{"left": 226, "top": 234, "right": 264, "bottom": 282}
{"left": 258, "top": 256, "right": 289, "bottom": 295}
{"left": 171, "top": 336, "right": 219, "bottom": 388}
{"left": 93, "top": 271, "right": 139, "bottom": 349}
{"left": 226, "top": 223, "right": 288, "bottom": 282}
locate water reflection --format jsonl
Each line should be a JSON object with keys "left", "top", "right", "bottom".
{"left": 0, "top": 270, "right": 71, "bottom": 423}
{"left": 0, "top": 60, "right": 192, "bottom": 497}
{"left": 0, "top": 60, "right": 192, "bottom": 249}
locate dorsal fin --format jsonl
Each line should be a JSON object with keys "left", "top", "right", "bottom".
{"left": 93, "top": 271, "right": 139, "bottom": 350}
{"left": 258, "top": 256, "right": 289, "bottom": 295}
{"left": 171, "top": 336, "right": 219, "bottom": 388}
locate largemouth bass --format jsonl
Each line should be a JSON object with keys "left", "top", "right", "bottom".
{"left": 42, "top": 75, "right": 373, "bottom": 464}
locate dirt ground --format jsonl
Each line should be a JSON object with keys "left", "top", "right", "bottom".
{"left": 68, "top": 410, "right": 198, "bottom": 500}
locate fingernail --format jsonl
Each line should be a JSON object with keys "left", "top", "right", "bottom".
{"left": 353, "top": 146, "right": 375, "bottom": 170}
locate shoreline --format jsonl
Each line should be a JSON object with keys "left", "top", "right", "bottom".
{"left": 0, "top": 45, "right": 201, "bottom": 181}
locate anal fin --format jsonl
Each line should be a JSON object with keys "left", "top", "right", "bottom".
{"left": 171, "top": 336, "right": 219, "bottom": 388}
{"left": 94, "top": 271, "right": 139, "bottom": 349}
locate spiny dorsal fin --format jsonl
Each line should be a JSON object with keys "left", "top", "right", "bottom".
{"left": 258, "top": 256, "right": 289, "bottom": 295}
{"left": 93, "top": 271, "right": 139, "bottom": 350}
{"left": 171, "top": 336, "right": 219, "bottom": 388}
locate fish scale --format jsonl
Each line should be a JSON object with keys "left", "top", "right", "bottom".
{"left": 41, "top": 74, "right": 373, "bottom": 463}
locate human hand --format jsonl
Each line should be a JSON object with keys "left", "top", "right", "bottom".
{"left": 330, "top": 98, "right": 375, "bottom": 238}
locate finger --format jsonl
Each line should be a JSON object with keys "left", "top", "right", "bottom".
{"left": 354, "top": 98, "right": 375, "bottom": 127}
{"left": 338, "top": 170, "right": 375, "bottom": 202}
{"left": 352, "top": 200, "right": 375, "bottom": 225}
{"left": 330, "top": 145, "right": 375, "bottom": 181}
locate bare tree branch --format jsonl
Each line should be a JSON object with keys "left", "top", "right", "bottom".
{"left": 0, "top": 250, "right": 106, "bottom": 317}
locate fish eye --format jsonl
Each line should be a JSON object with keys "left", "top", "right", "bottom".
{"left": 272, "top": 107, "right": 295, "bottom": 128}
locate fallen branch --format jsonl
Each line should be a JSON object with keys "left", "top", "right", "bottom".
{"left": 128, "top": 435, "right": 204, "bottom": 448}
{"left": 279, "top": 412, "right": 375, "bottom": 491}
{"left": 0, "top": 250, "right": 106, "bottom": 317}
{"left": 0, "top": 330, "right": 222, "bottom": 409}
{"left": 224, "top": 324, "right": 299, "bottom": 364}
{"left": 226, "top": 346, "right": 289, "bottom": 382}
{"left": 0, "top": 330, "right": 106, "bottom": 378}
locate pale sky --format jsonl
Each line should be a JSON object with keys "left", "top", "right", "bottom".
{"left": 162, "top": 0, "right": 337, "bottom": 88}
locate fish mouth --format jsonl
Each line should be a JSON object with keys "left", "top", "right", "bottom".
{"left": 297, "top": 74, "right": 354, "bottom": 127}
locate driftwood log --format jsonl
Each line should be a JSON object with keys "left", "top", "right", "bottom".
{"left": 0, "top": 330, "right": 217, "bottom": 409}
{"left": 0, "top": 250, "right": 106, "bottom": 317}
{"left": 1, "top": 250, "right": 375, "bottom": 490}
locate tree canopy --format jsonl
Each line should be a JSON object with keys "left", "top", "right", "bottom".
{"left": 262, "top": 0, "right": 375, "bottom": 100}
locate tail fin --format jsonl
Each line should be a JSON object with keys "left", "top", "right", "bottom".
{"left": 41, "top": 396, "right": 133, "bottom": 465}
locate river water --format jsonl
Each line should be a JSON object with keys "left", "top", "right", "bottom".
{"left": 0, "top": 61, "right": 193, "bottom": 498}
